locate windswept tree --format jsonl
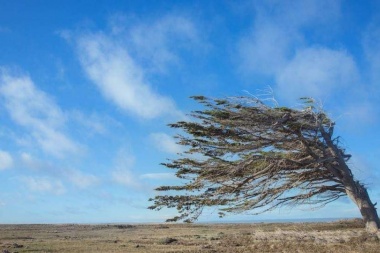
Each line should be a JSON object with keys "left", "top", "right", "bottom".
{"left": 149, "top": 96, "right": 379, "bottom": 232}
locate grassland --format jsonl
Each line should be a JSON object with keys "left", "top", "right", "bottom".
{"left": 0, "top": 219, "right": 379, "bottom": 252}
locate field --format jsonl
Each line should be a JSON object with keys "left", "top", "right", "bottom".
{"left": 0, "top": 219, "right": 379, "bottom": 253}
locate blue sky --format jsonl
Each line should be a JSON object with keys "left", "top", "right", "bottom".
{"left": 0, "top": 0, "right": 379, "bottom": 224}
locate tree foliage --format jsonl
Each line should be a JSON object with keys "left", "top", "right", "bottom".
{"left": 149, "top": 96, "right": 379, "bottom": 232}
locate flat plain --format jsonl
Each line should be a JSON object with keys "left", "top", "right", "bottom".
{"left": 0, "top": 219, "right": 379, "bottom": 253}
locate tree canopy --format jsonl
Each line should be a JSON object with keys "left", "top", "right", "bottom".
{"left": 149, "top": 96, "right": 379, "bottom": 232}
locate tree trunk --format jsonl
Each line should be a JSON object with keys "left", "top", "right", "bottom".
{"left": 346, "top": 182, "right": 380, "bottom": 233}
{"left": 319, "top": 127, "right": 380, "bottom": 232}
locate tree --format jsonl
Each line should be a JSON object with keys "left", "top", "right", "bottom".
{"left": 149, "top": 96, "right": 380, "bottom": 233}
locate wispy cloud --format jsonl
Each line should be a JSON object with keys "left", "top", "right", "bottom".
{"left": 0, "top": 150, "right": 13, "bottom": 170}
{"left": 238, "top": 0, "right": 341, "bottom": 76}
{"left": 236, "top": 1, "right": 378, "bottom": 126}
{"left": 237, "top": 1, "right": 350, "bottom": 100}
{"left": 111, "top": 149, "right": 141, "bottom": 189}
{"left": 20, "top": 176, "right": 66, "bottom": 195}
{"left": 149, "top": 132, "right": 183, "bottom": 154}
{"left": 20, "top": 152, "right": 99, "bottom": 189}
{"left": 276, "top": 47, "right": 359, "bottom": 102}
{"left": 128, "top": 15, "right": 201, "bottom": 73}
{"left": 75, "top": 33, "right": 179, "bottom": 119}
{"left": 70, "top": 110, "right": 109, "bottom": 135}
{"left": 20, "top": 152, "right": 45, "bottom": 170}
{"left": 0, "top": 70, "right": 81, "bottom": 158}
{"left": 61, "top": 168, "right": 99, "bottom": 189}
{"left": 68, "top": 14, "right": 200, "bottom": 120}
{"left": 239, "top": 21, "right": 296, "bottom": 75}
{"left": 140, "top": 173, "right": 176, "bottom": 180}
{"left": 235, "top": 0, "right": 380, "bottom": 131}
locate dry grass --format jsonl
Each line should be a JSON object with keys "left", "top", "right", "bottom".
{"left": 0, "top": 219, "right": 379, "bottom": 252}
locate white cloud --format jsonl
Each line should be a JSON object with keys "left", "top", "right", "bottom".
{"left": 0, "top": 71, "right": 80, "bottom": 158}
{"left": 140, "top": 173, "right": 176, "bottom": 180}
{"left": 236, "top": 1, "right": 366, "bottom": 105}
{"left": 20, "top": 152, "right": 99, "bottom": 188}
{"left": 128, "top": 15, "right": 200, "bottom": 73}
{"left": 20, "top": 176, "right": 66, "bottom": 195}
{"left": 238, "top": 20, "right": 300, "bottom": 75}
{"left": 70, "top": 110, "right": 108, "bottom": 135}
{"left": 62, "top": 168, "right": 99, "bottom": 189}
{"left": 235, "top": 0, "right": 380, "bottom": 142}
{"left": 150, "top": 132, "right": 183, "bottom": 154}
{"left": 21, "top": 152, "right": 49, "bottom": 170}
{"left": 238, "top": 0, "right": 341, "bottom": 75}
{"left": 0, "top": 150, "right": 13, "bottom": 170}
{"left": 112, "top": 168, "right": 140, "bottom": 188}
{"left": 68, "top": 14, "right": 200, "bottom": 120}
{"left": 276, "top": 47, "right": 359, "bottom": 102}
{"left": 76, "top": 33, "right": 179, "bottom": 119}
{"left": 111, "top": 149, "right": 141, "bottom": 188}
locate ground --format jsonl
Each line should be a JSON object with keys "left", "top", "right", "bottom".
{"left": 0, "top": 219, "right": 379, "bottom": 252}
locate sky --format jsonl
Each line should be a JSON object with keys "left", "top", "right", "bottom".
{"left": 0, "top": 0, "right": 379, "bottom": 224}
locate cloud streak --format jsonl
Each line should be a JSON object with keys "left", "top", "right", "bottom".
{"left": 0, "top": 150, "right": 13, "bottom": 170}
{"left": 128, "top": 15, "right": 201, "bottom": 73}
{"left": 20, "top": 152, "right": 99, "bottom": 189}
{"left": 62, "top": 168, "right": 99, "bottom": 189}
{"left": 140, "top": 173, "right": 176, "bottom": 180}
{"left": 276, "top": 47, "right": 359, "bottom": 102}
{"left": 111, "top": 149, "right": 142, "bottom": 189}
{"left": 237, "top": 1, "right": 351, "bottom": 100}
{"left": 239, "top": 0, "right": 341, "bottom": 77}
{"left": 20, "top": 176, "right": 66, "bottom": 195}
{"left": 71, "top": 14, "right": 200, "bottom": 120}
{"left": 76, "top": 33, "right": 179, "bottom": 119}
{"left": 235, "top": 0, "right": 380, "bottom": 132}
{"left": 0, "top": 70, "right": 80, "bottom": 158}
{"left": 150, "top": 132, "right": 183, "bottom": 154}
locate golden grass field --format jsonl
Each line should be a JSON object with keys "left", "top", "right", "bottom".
{"left": 0, "top": 219, "right": 379, "bottom": 253}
